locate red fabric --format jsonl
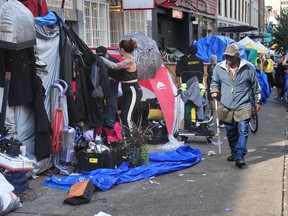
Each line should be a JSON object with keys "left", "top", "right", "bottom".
{"left": 103, "top": 122, "right": 123, "bottom": 143}
{"left": 20, "top": 0, "right": 48, "bottom": 17}
{"left": 72, "top": 80, "right": 77, "bottom": 100}
{"left": 95, "top": 127, "right": 103, "bottom": 136}
{"left": 148, "top": 66, "right": 175, "bottom": 135}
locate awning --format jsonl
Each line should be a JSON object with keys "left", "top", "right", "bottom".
{"left": 248, "top": 34, "right": 270, "bottom": 39}
{"left": 218, "top": 25, "right": 258, "bottom": 33}
{"left": 170, "top": 6, "right": 193, "bottom": 13}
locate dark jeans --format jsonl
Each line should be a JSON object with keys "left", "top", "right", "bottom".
{"left": 225, "top": 119, "right": 249, "bottom": 159}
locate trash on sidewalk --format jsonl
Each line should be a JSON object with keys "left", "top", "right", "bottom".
{"left": 207, "top": 150, "right": 216, "bottom": 156}
{"left": 149, "top": 180, "right": 161, "bottom": 185}
{"left": 94, "top": 212, "right": 112, "bottom": 216}
{"left": 224, "top": 208, "right": 232, "bottom": 212}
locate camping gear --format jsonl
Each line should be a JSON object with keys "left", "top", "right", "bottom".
{"left": 0, "top": 152, "right": 34, "bottom": 171}
{"left": 238, "top": 36, "right": 270, "bottom": 54}
{"left": 174, "top": 72, "right": 214, "bottom": 144}
{"left": 0, "top": 173, "right": 21, "bottom": 215}
{"left": 120, "top": 32, "right": 163, "bottom": 81}
{"left": 64, "top": 179, "right": 95, "bottom": 205}
{"left": 45, "top": 145, "right": 202, "bottom": 191}
{"left": 0, "top": 71, "right": 34, "bottom": 171}
{"left": 51, "top": 79, "right": 75, "bottom": 175}
{"left": 78, "top": 148, "right": 113, "bottom": 171}
{"left": 0, "top": 0, "right": 36, "bottom": 50}
{"left": 147, "top": 120, "right": 169, "bottom": 144}
{"left": 4, "top": 171, "right": 29, "bottom": 195}
{"left": 194, "top": 35, "right": 247, "bottom": 63}
{"left": 59, "top": 126, "right": 76, "bottom": 163}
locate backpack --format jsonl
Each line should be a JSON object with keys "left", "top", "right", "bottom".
{"left": 18, "top": 0, "right": 48, "bottom": 17}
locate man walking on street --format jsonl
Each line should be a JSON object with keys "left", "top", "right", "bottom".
{"left": 210, "top": 44, "right": 261, "bottom": 168}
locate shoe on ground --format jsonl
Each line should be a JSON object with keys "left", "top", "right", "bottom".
{"left": 235, "top": 158, "right": 246, "bottom": 168}
{"left": 227, "top": 154, "right": 235, "bottom": 161}
{"left": 273, "top": 97, "right": 283, "bottom": 101}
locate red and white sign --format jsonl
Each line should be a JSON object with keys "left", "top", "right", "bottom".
{"left": 122, "top": 0, "right": 155, "bottom": 10}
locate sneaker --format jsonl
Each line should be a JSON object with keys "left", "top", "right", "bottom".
{"left": 227, "top": 155, "right": 235, "bottom": 161}
{"left": 235, "top": 158, "right": 246, "bottom": 168}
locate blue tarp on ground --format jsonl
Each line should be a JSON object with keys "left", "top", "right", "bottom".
{"left": 195, "top": 35, "right": 247, "bottom": 63}
{"left": 44, "top": 145, "right": 202, "bottom": 191}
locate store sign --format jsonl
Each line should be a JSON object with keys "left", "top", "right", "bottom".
{"left": 122, "top": 0, "right": 155, "bottom": 10}
{"left": 172, "top": 10, "right": 183, "bottom": 19}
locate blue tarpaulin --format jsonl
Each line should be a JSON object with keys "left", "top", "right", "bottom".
{"left": 195, "top": 35, "right": 247, "bottom": 63}
{"left": 45, "top": 145, "right": 202, "bottom": 191}
{"left": 255, "top": 66, "right": 271, "bottom": 105}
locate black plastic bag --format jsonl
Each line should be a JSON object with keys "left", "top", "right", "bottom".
{"left": 64, "top": 180, "right": 95, "bottom": 205}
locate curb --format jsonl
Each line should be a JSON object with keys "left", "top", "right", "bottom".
{"left": 282, "top": 105, "right": 288, "bottom": 216}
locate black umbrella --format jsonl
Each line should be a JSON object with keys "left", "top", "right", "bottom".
{"left": 120, "top": 32, "right": 163, "bottom": 81}
{"left": 0, "top": 0, "right": 36, "bottom": 50}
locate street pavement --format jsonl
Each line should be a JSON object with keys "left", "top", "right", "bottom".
{"left": 7, "top": 88, "right": 288, "bottom": 216}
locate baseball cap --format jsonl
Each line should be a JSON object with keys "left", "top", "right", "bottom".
{"left": 96, "top": 46, "right": 107, "bottom": 57}
{"left": 224, "top": 44, "right": 239, "bottom": 56}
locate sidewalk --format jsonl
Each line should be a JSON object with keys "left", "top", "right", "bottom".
{"left": 7, "top": 89, "right": 287, "bottom": 216}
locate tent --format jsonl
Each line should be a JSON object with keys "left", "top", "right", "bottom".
{"left": 139, "top": 66, "right": 184, "bottom": 136}
{"left": 238, "top": 36, "right": 269, "bottom": 54}
{"left": 194, "top": 35, "right": 247, "bottom": 63}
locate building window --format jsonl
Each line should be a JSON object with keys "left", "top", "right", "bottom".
{"left": 225, "top": 0, "right": 228, "bottom": 17}
{"left": 123, "top": 11, "right": 147, "bottom": 34}
{"left": 83, "top": 1, "right": 110, "bottom": 48}
{"left": 218, "top": 0, "right": 221, "bottom": 15}
{"left": 242, "top": 0, "right": 244, "bottom": 21}
{"left": 110, "top": 10, "right": 147, "bottom": 47}
{"left": 234, "top": 0, "right": 237, "bottom": 19}
{"left": 238, "top": 0, "right": 240, "bottom": 21}
{"left": 245, "top": 1, "right": 247, "bottom": 22}
{"left": 110, "top": 8, "right": 124, "bottom": 47}
{"left": 230, "top": 0, "right": 233, "bottom": 18}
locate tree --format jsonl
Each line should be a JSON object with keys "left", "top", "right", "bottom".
{"left": 272, "top": 9, "right": 288, "bottom": 50}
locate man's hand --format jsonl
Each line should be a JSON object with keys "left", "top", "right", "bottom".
{"left": 255, "top": 102, "right": 261, "bottom": 112}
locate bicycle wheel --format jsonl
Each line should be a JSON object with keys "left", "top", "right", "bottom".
{"left": 249, "top": 107, "right": 258, "bottom": 133}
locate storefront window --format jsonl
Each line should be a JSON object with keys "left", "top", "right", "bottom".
{"left": 84, "top": 1, "right": 110, "bottom": 48}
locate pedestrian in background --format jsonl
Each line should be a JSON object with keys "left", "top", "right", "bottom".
{"left": 96, "top": 46, "right": 120, "bottom": 112}
{"left": 263, "top": 54, "right": 276, "bottom": 91}
{"left": 274, "top": 53, "right": 286, "bottom": 101}
{"left": 255, "top": 53, "right": 264, "bottom": 70}
{"left": 210, "top": 44, "right": 261, "bottom": 168}
{"left": 176, "top": 44, "right": 204, "bottom": 87}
